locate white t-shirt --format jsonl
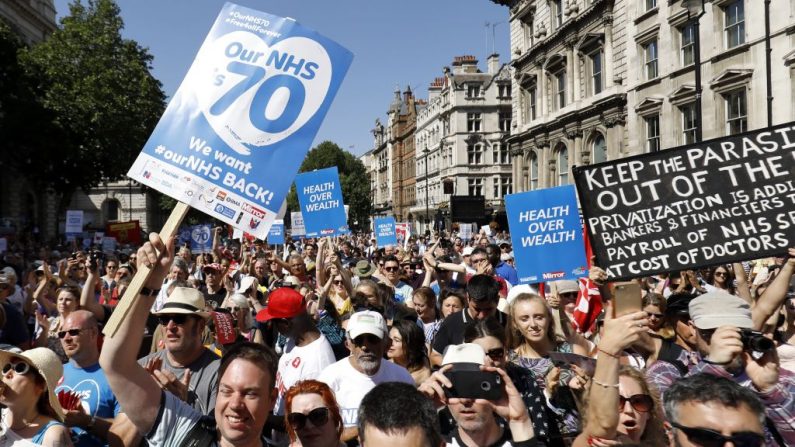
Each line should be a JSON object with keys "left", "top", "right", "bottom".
{"left": 273, "top": 333, "right": 335, "bottom": 415}
{"left": 318, "top": 357, "right": 414, "bottom": 427}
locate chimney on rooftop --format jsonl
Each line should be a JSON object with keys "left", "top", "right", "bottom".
{"left": 487, "top": 54, "right": 500, "bottom": 74}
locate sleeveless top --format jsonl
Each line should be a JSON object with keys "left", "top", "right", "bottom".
{"left": 0, "top": 412, "right": 63, "bottom": 447}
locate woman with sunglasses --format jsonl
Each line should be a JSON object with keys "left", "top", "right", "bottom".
{"left": 0, "top": 347, "right": 73, "bottom": 446}
{"left": 33, "top": 286, "right": 81, "bottom": 363}
{"left": 284, "top": 380, "right": 344, "bottom": 447}
{"left": 642, "top": 293, "right": 669, "bottom": 337}
{"left": 462, "top": 316, "right": 558, "bottom": 446}
{"left": 387, "top": 319, "right": 431, "bottom": 385}
{"left": 573, "top": 309, "right": 667, "bottom": 447}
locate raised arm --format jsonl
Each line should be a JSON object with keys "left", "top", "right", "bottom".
{"left": 99, "top": 233, "right": 175, "bottom": 435}
{"left": 752, "top": 248, "right": 795, "bottom": 329}
{"left": 81, "top": 266, "right": 105, "bottom": 322}
{"left": 733, "top": 262, "right": 752, "bottom": 304}
{"left": 316, "top": 238, "right": 328, "bottom": 287}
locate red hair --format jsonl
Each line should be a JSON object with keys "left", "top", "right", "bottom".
{"left": 284, "top": 380, "right": 343, "bottom": 442}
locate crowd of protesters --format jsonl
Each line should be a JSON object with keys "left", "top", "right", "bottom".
{"left": 0, "top": 224, "right": 793, "bottom": 446}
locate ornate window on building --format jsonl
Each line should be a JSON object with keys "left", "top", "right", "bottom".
{"left": 680, "top": 24, "right": 695, "bottom": 66}
{"left": 555, "top": 70, "right": 567, "bottom": 109}
{"left": 724, "top": 89, "right": 747, "bottom": 134}
{"left": 467, "top": 113, "right": 482, "bottom": 132}
{"left": 467, "top": 84, "right": 481, "bottom": 98}
{"left": 493, "top": 176, "right": 513, "bottom": 198}
{"left": 592, "top": 133, "right": 607, "bottom": 164}
{"left": 499, "top": 111, "right": 512, "bottom": 132}
{"left": 468, "top": 178, "right": 484, "bottom": 196}
{"left": 498, "top": 83, "right": 512, "bottom": 98}
{"left": 530, "top": 151, "right": 539, "bottom": 190}
{"left": 590, "top": 51, "right": 604, "bottom": 95}
{"left": 642, "top": 40, "right": 658, "bottom": 80}
{"left": 724, "top": 0, "right": 745, "bottom": 49}
{"left": 104, "top": 199, "right": 120, "bottom": 222}
{"left": 555, "top": 144, "right": 569, "bottom": 185}
{"left": 467, "top": 143, "right": 484, "bottom": 165}
{"left": 493, "top": 143, "right": 510, "bottom": 164}
{"left": 645, "top": 116, "right": 661, "bottom": 152}
{"left": 551, "top": 0, "right": 564, "bottom": 29}
{"left": 680, "top": 103, "right": 697, "bottom": 144}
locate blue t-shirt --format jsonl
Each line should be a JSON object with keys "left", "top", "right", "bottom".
{"left": 55, "top": 362, "right": 121, "bottom": 447}
{"left": 495, "top": 262, "right": 519, "bottom": 286}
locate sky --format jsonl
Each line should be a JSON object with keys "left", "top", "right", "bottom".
{"left": 53, "top": 0, "right": 511, "bottom": 157}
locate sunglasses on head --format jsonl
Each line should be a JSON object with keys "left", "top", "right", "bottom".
{"left": 287, "top": 407, "right": 330, "bottom": 430}
{"left": 2, "top": 361, "right": 31, "bottom": 376}
{"left": 670, "top": 422, "right": 764, "bottom": 447}
{"left": 158, "top": 314, "right": 190, "bottom": 326}
{"left": 485, "top": 347, "right": 505, "bottom": 361}
{"left": 57, "top": 328, "right": 85, "bottom": 339}
{"left": 618, "top": 394, "right": 653, "bottom": 412}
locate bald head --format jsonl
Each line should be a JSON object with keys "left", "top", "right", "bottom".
{"left": 66, "top": 309, "right": 99, "bottom": 331}
{"left": 62, "top": 310, "right": 100, "bottom": 365}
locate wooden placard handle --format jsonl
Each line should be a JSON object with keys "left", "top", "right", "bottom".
{"left": 102, "top": 201, "right": 190, "bottom": 337}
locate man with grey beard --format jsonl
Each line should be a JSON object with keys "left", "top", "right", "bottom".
{"left": 319, "top": 310, "right": 414, "bottom": 443}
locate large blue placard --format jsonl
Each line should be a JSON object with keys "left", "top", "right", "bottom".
{"left": 505, "top": 185, "right": 588, "bottom": 283}
{"left": 189, "top": 224, "right": 213, "bottom": 254}
{"left": 127, "top": 3, "right": 353, "bottom": 239}
{"left": 295, "top": 167, "right": 349, "bottom": 236}
{"left": 374, "top": 217, "right": 397, "bottom": 247}
{"left": 268, "top": 219, "right": 285, "bottom": 245}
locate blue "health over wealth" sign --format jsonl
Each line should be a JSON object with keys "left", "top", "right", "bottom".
{"left": 295, "top": 167, "right": 349, "bottom": 237}
{"left": 505, "top": 185, "right": 588, "bottom": 283}
{"left": 374, "top": 217, "right": 397, "bottom": 247}
{"left": 127, "top": 3, "right": 353, "bottom": 239}
{"left": 268, "top": 219, "right": 285, "bottom": 245}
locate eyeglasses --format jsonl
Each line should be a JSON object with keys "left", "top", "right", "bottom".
{"left": 384, "top": 266, "right": 399, "bottom": 272}
{"left": 670, "top": 422, "right": 765, "bottom": 447}
{"left": 485, "top": 348, "right": 505, "bottom": 361}
{"left": 57, "top": 328, "right": 86, "bottom": 339}
{"left": 2, "top": 361, "right": 32, "bottom": 376}
{"left": 157, "top": 314, "right": 190, "bottom": 326}
{"left": 618, "top": 394, "right": 653, "bottom": 413}
{"left": 287, "top": 407, "right": 330, "bottom": 430}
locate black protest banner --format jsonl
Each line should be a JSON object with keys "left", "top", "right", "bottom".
{"left": 573, "top": 122, "right": 795, "bottom": 280}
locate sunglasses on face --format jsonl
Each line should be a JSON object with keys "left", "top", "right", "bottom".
{"left": 618, "top": 394, "right": 653, "bottom": 412}
{"left": 158, "top": 314, "right": 190, "bottom": 326}
{"left": 471, "top": 258, "right": 488, "bottom": 264}
{"left": 353, "top": 334, "right": 381, "bottom": 347}
{"left": 670, "top": 422, "right": 764, "bottom": 447}
{"left": 57, "top": 328, "right": 86, "bottom": 339}
{"left": 714, "top": 271, "right": 728, "bottom": 277}
{"left": 2, "top": 361, "right": 31, "bottom": 376}
{"left": 485, "top": 348, "right": 505, "bottom": 361}
{"left": 333, "top": 279, "right": 343, "bottom": 285}
{"left": 287, "top": 407, "right": 330, "bottom": 430}
{"left": 384, "top": 266, "right": 399, "bottom": 272}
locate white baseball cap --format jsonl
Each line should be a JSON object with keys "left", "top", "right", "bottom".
{"left": 442, "top": 343, "right": 485, "bottom": 367}
{"left": 347, "top": 310, "right": 387, "bottom": 340}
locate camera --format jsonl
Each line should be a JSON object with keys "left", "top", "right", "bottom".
{"left": 740, "top": 329, "right": 775, "bottom": 353}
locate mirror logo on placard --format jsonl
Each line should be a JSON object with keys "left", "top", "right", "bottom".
{"left": 191, "top": 31, "right": 333, "bottom": 155}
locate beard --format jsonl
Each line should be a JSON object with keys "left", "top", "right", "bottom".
{"left": 356, "top": 353, "right": 381, "bottom": 375}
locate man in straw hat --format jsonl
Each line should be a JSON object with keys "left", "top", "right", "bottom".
{"left": 101, "top": 233, "right": 279, "bottom": 447}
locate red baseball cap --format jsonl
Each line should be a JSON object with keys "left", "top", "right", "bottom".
{"left": 256, "top": 288, "right": 305, "bottom": 322}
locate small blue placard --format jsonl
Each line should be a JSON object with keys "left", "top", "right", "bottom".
{"left": 268, "top": 220, "right": 285, "bottom": 245}
{"left": 374, "top": 217, "right": 397, "bottom": 247}
{"left": 505, "top": 185, "right": 588, "bottom": 283}
{"left": 189, "top": 224, "right": 213, "bottom": 254}
{"left": 294, "top": 167, "right": 349, "bottom": 236}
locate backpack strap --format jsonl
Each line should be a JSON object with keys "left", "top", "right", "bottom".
{"left": 657, "top": 339, "right": 689, "bottom": 377}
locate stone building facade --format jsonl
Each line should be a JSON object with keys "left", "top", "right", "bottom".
{"left": 388, "top": 87, "right": 423, "bottom": 222}
{"left": 493, "top": 0, "right": 795, "bottom": 193}
{"left": 410, "top": 55, "right": 514, "bottom": 232}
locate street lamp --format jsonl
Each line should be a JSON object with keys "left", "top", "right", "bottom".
{"left": 682, "top": 0, "right": 705, "bottom": 142}
{"left": 423, "top": 147, "right": 430, "bottom": 233}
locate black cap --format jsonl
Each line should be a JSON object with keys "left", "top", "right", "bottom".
{"left": 666, "top": 292, "right": 696, "bottom": 318}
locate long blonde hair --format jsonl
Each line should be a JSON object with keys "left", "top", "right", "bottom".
{"left": 506, "top": 293, "right": 561, "bottom": 350}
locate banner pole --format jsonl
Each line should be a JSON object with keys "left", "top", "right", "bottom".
{"left": 102, "top": 201, "right": 190, "bottom": 337}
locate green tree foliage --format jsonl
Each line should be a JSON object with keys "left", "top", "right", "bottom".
{"left": 287, "top": 141, "right": 372, "bottom": 232}
{"left": 20, "top": 0, "right": 165, "bottom": 196}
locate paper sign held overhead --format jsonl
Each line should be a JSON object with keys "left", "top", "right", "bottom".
{"left": 268, "top": 219, "right": 285, "bottom": 245}
{"left": 374, "top": 217, "right": 397, "bottom": 247}
{"left": 295, "top": 167, "right": 349, "bottom": 236}
{"left": 126, "top": 3, "right": 353, "bottom": 239}
{"left": 506, "top": 185, "right": 588, "bottom": 283}
{"left": 574, "top": 122, "right": 795, "bottom": 280}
